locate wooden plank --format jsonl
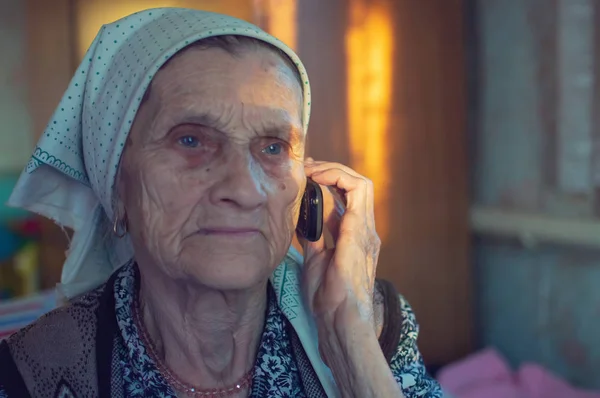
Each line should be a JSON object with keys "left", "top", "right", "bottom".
{"left": 24, "top": 0, "right": 74, "bottom": 290}
{"left": 385, "top": 0, "right": 472, "bottom": 364}
{"left": 471, "top": 206, "right": 600, "bottom": 249}
{"left": 556, "top": 0, "right": 594, "bottom": 195}
{"left": 24, "top": 0, "right": 75, "bottom": 139}
{"left": 0, "top": 0, "right": 35, "bottom": 173}
{"left": 592, "top": 0, "right": 600, "bottom": 215}
{"left": 529, "top": 0, "right": 559, "bottom": 192}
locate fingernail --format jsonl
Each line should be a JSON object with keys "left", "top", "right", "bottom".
{"left": 306, "top": 157, "right": 314, "bottom": 162}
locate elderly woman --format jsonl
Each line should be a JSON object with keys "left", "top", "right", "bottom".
{"left": 0, "top": 8, "right": 441, "bottom": 398}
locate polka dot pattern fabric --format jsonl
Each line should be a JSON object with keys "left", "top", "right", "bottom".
{"left": 7, "top": 8, "right": 312, "bottom": 298}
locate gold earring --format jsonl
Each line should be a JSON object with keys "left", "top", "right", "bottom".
{"left": 112, "top": 213, "right": 128, "bottom": 238}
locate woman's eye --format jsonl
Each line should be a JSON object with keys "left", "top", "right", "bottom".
{"left": 262, "top": 142, "right": 284, "bottom": 155}
{"left": 178, "top": 135, "right": 200, "bottom": 148}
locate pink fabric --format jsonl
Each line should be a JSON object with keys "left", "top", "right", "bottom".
{"left": 437, "top": 348, "right": 600, "bottom": 398}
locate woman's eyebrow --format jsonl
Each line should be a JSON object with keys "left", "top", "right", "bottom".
{"left": 262, "top": 124, "right": 303, "bottom": 145}
{"left": 176, "top": 113, "right": 223, "bottom": 128}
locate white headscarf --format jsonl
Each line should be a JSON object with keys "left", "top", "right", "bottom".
{"left": 7, "top": 8, "right": 312, "bottom": 299}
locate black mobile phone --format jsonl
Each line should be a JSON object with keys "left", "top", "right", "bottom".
{"left": 296, "top": 178, "right": 323, "bottom": 242}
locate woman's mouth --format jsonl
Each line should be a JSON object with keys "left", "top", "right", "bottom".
{"left": 199, "top": 227, "right": 261, "bottom": 236}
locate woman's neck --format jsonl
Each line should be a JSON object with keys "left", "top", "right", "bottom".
{"left": 137, "top": 264, "right": 267, "bottom": 392}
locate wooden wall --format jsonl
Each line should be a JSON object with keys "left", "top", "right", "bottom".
{"left": 472, "top": 0, "right": 600, "bottom": 388}
{"left": 297, "top": 0, "right": 472, "bottom": 365}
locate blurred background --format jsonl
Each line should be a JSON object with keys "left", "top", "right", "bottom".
{"left": 0, "top": 0, "right": 599, "bottom": 394}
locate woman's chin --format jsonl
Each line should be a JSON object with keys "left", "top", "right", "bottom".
{"left": 178, "top": 252, "right": 276, "bottom": 291}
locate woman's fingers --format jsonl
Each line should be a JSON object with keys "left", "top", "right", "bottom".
{"left": 321, "top": 185, "right": 344, "bottom": 243}
{"left": 305, "top": 161, "right": 376, "bottom": 233}
{"left": 306, "top": 167, "right": 368, "bottom": 212}
{"left": 301, "top": 160, "right": 381, "bottom": 328}
{"left": 305, "top": 159, "right": 366, "bottom": 180}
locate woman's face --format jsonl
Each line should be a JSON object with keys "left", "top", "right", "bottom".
{"left": 117, "top": 44, "right": 305, "bottom": 290}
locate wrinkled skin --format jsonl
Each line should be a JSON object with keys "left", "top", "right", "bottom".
{"left": 117, "top": 45, "right": 306, "bottom": 291}
{"left": 115, "top": 42, "right": 396, "bottom": 397}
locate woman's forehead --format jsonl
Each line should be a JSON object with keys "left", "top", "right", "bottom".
{"left": 153, "top": 45, "right": 301, "bottom": 95}
{"left": 142, "top": 46, "right": 304, "bottom": 132}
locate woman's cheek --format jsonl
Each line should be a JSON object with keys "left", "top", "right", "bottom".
{"left": 175, "top": 148, "right": 217, "bottom": 169}
{"left": 261, "top": 156, "right": 307, "bottom": 198}
{"left": 134, "top": 158, "right": 193, "bottom": 225}
{"left": 274, "top": 170, "right": 305, "bottom": 223}
{"left": 262, "top": 156, "right": 302, "bottom": 193}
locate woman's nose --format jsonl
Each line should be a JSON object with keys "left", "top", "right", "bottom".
{"left": 209, "top": 154, "right": 268, "bottom": 210}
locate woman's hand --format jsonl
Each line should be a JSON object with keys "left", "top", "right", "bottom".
{"left": 301, "top": 159, "right": 381, "bottom": 329}
{"left": 301, "top": 159, "right": 402, "bottom": 397}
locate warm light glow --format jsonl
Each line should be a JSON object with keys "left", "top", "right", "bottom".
{"left": 75, "top": 0, "right": 255, "bottom": 62}
{"left": 346, "top": 0, "right": 393, "bottom": 240}
{"left": 262, "top": 0, "right": 297, "bottom": 50}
